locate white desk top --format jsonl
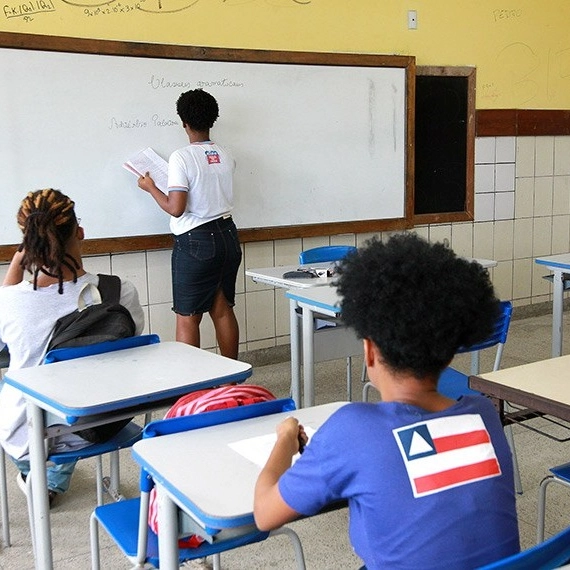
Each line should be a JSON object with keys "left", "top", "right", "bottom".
{"left": 132, "top": 401, "right": 347, "bottom": 529}
{"left": 535, "top": 253, "right": 570, "bottom": 270}
{"left": 5, "top": 342, "right": 252, "bottom": 422}
{"left": 286, "top": 286, "right": 342, "bottom": 316}
{"left": 475, "top": 355, "right": 570, "bottom": 407}
{"left": 247, "top": 257, "right": 496, "bottom": 290}
{"left": 246, "top": 263, "right": 334, "bottom": 289}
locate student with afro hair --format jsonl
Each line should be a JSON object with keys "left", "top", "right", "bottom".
{"left": 254, "top": 233, "right": 519, "bottom": 570}
{"left": 138, "top": 89, "right": 241, "bottom": 358}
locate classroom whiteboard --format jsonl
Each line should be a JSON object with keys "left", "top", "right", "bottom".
{"left": 0, "top": 36, "right": 412, "bottom": 244}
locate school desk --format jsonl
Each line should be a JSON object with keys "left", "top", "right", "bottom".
{"left": 245, "top": 263, "right": 335, "bottom": 289}
{"left": 285, "top": 286, "right": 361, "bottom": 407}
{"left": 248, "top": 258, "right": 497, "bottom": 408}
{"left": 131, "top": 401, "right": 347, "bottom": 570}
{"left": 3, "top": 342, "right": 252, "bottom": 570}
{"left": 535, "top": 254, "right": 570, "bottom": 358}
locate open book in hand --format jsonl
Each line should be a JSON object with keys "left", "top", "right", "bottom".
{"left": 123, "top": 147, "right": 168, "bottom": 193}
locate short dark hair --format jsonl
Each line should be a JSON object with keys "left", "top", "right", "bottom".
{"left": 176, "top": 89, "right": 219, "bottom": 131}
{"left": 336, "top": 233, "right": 500, "bottom": 378}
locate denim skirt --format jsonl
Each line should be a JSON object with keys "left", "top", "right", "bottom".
{"left": 171, "top": 216, "right": 242, "bottom": 316}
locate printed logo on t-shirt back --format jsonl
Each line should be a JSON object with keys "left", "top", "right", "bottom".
{"left": 393, "top": 414, "right": 501, "bottom": 497}
{"left": 205, "top": 150, "right": 221, "bottom": 164}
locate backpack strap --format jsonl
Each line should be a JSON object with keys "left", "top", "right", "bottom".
{"left": 96, "top": 274, "right": 121, "bottom": 304}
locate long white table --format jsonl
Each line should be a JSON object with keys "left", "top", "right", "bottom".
{"left": 132, "top": 401, "right": 347, "bottom": 570}
{"left": 535, "top": 254, "right": 570, "bottom": 357}
{"left": 3, "top": 342, "right": 252, "bottom": 570}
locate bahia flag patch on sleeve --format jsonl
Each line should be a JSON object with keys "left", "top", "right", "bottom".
{"left": 393, "top": 414, "right": 501, "bottom": 498}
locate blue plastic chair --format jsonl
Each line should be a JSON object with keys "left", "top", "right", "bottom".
{"left": 363, "top": 300, "right": 512, "bottom": 401}
{"left": 362, "top": 301, "right": 520, "bottom": 493}
{"left": 298, "top": 245, "right": 360, "bottom": 400}
{"left": 298, "top": 245, "right": 357, "bottom": 265}
{"left": 89, "top": 398, "right": 306, "bottom": 570}
{"left": 433, "top": 301, "right": 521, "bottom": 494}
{"left": 477, "top": 524, "right": 570, "bottom": 569}
{"left": 538, "top": 463, "right": 570, "bottom": 543}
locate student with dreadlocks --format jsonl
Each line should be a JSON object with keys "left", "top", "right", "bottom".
{"left": 0, "top": 189, "right": 144, "bottom": 505}
{"left": 137, "top": 89, "right": 242, "bottom": 359}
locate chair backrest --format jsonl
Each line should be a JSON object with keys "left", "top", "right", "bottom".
{"left": 477, "top": 525, "right": 570, "bottom": 569}
{"left": 143, "top": 397, "right": 297, "bottom": 440}
{"left": 43, "top": 334, "right": 160, "bottom": 364}
{"left": 134, "top": 397, "right": 297, "bottom": 566}
{"left": 457, "top": 301, "right": 512, "bottom": 354}
{"left": 298, "top": 245, "right": 357, "bottom": 265}
{"left": 456, "top": 300, "right": 512, "bottom": 373}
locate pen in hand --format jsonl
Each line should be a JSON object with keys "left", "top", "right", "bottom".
{"left": 297, "top": 424, "right": 308, "bottom": 455}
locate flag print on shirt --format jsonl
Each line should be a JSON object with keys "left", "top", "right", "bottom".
{"left": 205, "top": 150, "right": 221, "bottom": 164}
{"left": 393, "top": 414, "right": 501, "bottom": 498}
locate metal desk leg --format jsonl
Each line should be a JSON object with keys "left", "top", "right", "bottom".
{"left": 157, "top": 486, "right": 178, "bottom": 570}
{"left": 28, "top": 402, "right": 52, "bottom": 570}
{"left": 289, "top": 298, "right": 301, "bottom": 407}
{"left": 302, "top": 305, "right": 315, "bottom": 408}
{"left": 552, "top": 269, "right": 564, "bottom": 358}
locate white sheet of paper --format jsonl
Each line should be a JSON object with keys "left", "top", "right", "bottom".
{"left": 228, "top": 426, "right": 316, "bottom": 468}
{"left": 123, "top": 147, "right": 169, "bottom": 193}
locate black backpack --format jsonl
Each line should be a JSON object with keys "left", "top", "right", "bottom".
{"left": 46, "top": 274, "right": 137, "bottom": 443}
{"left": 46, "top": 274, "right": 136, "bottom": 352}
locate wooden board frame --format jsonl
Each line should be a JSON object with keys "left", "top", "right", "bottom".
{"left": 413, "top": 66, "right": 475, "bottom": 225}
{"left": 0, "top": 32, "right": 415, "bottom": 260}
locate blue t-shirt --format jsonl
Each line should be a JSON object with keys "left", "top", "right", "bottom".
{"left": 279, "top": 396, "right": 519, "bottom": 570}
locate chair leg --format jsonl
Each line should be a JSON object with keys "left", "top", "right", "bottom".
{"left": 504, "top": 425, "right": 522, "bottom": 494}
{"left": 362, "top": 381, "right": 373, "bottom": 402}
{"left": 25, "top": 471, "right": 36, "bottom": 558}
{"left": 536, "top": 475, "right": 570, "bottom": 544}
{"left": 0, "top": 445, "right": 10, "bottom": 547}
{"left": 96, "top": 457, "right": 105, "bottom": 505}
{"left": 108, "top": 450, "right": 122, "bottom": 501}
{"left": 270, "top": 527, "right": 306, "bottom": 570}
{"left": 100, "top": 451, "right": 123, "bottom": 503}
{"left": 346, "top": 357, "right": 352, "bottom": 401}
{"left": 360, "top": 361, "right": 367, "bottom": 385}
{"left": 89, "top": 511, "right": 101, "bottom": 570}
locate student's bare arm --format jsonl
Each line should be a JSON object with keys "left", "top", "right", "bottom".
{"left": 254, "top": 417, "right": 306, "bottom": 530}
{"left": 3, "top": 249, "right": 25, "bottom": 285}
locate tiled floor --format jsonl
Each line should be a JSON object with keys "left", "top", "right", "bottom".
{"left": 2, "top": 311, "right": 570, "bottom": 569}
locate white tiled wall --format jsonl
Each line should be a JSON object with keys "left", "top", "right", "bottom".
{"left": 2, "top": 136, "right": 570, "bottom": 354}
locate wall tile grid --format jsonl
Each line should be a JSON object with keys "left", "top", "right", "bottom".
{"left": 1, "top": 136, "right": 569, "bottom": 353}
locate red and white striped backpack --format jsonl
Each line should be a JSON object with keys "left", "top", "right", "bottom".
{"left": 147, "top": 384, "right": 276, "bottom": 546}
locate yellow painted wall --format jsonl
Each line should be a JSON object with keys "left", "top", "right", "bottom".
{"left": 2, "top": 0, "right": 570, "bottom": 109}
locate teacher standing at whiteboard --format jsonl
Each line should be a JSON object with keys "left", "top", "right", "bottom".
{"left": 138, "top": 89, "right": 242, "bottom": 359}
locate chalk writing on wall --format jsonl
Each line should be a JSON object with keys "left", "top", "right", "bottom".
{"left": 2, "top": 0, "right": 310, "bottom": 21}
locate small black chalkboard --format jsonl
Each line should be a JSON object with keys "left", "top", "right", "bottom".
{"left": 414, "top": 67, "right": 475, "bottom": 221}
